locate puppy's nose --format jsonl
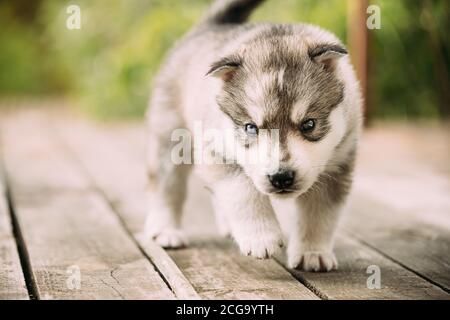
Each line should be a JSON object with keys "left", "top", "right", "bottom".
{"left": 268, "top": 170, "right": 295, "bottom": 189}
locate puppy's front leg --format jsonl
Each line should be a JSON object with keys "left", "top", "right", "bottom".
{"left": 287, "top": 200, "right": 341, "bottom": 272}
{"left": 212, "top": 173, "right": 283, "bottom": 259}
{"left": 288, "top": 167, "right": 353, "bottom": 272}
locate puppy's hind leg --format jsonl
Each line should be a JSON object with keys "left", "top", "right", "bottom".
{"left": 144, "top": 93, "right": 191, "bottom": 248}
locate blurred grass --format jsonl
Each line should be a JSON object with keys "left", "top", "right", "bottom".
{"left": 39, "top": 0, "right": 208, "bottom": 119}
{"left": 0, "top": 0, "right": 448, "bottom": 120}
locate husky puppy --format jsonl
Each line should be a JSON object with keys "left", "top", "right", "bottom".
{"left": 145, "top": 0, "right": 362, "bottom": 272}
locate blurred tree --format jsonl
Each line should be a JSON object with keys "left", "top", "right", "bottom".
{"left": 1, "top": 0, "right": 43, "bottom": 22}
{"left": 421, "top": 0, "right": 450, "bottom": 118}
{"left": 370, "top": 0, "right": 448, "bottom": 119}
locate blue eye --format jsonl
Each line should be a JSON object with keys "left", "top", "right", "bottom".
{"left": 244, "top": 123, "right": 258, "bottom": 135}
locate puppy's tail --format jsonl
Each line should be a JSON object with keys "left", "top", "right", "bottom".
{"left": 202, "top": 0, "right": 266, "bottom": 25}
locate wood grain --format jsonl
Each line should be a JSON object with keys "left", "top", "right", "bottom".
{"left": 0, "top": 110, "right": 174, "bottom": 299}
{"left": 0, "top": 164, "right": 28, "bottom": 299}
{"left": 170, "top": 236, "right": 319, "bottom": 299}
{"left": 271, "top": 194, "right": 450, "bottom": 299}
{"left": 346, "top": 193, "right": 450, "bottom": 293}
{"left": 279, "top": 234, "right": 449, "bottom": 300}
{"left": 139, "top": 240, "right": 201, "bottom": 299}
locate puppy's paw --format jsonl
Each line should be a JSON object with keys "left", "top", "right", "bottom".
{"left": 288, "top": 251, "right": 337, "bottom": 272}
{"left": 153, "top": 229, "right": 187, "bottom": 249}
{"left": 236, "top": 230, "right": 283, "bottom": 259}
{"left": 144, "top": 212, "right": 187, "bottom": 248}
{"left": 144, "top": 223, "right": 187, "bottom": 249}
{"left": 153, "top": 228, "right": 187, "bottom": 249}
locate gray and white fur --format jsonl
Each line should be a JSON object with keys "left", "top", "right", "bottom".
{"left": 144, "top": 0, "right": 362, "bottom": 272}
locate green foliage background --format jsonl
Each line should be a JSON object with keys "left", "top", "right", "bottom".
{"left": 0, "top": 0, "right": 448, "bottom": 120}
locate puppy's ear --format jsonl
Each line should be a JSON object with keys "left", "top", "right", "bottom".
{"left": 206, "top": 57, "right": 241, "bottom": 81}
{"left": 309, "top": 44, "right": 347, "bottom": 71}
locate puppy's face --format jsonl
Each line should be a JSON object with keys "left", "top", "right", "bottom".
{"left": 208, "top": 39, "right": 348, "bottom": 198}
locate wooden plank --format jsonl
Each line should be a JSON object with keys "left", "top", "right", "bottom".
{"left": 272, "top": 199, "right": 449, "bottom": 300}
{"left": 346, "top": 193, "right": 450, "bottom": 293}
{"left": 0, "top": 110, "right": 174, "bottom": 299}
{"left": 139, "top": 240, "right": 201, "bottom": 299}
{"left": 54, "top": 113, "right": 318, "bottom": 300}
{"left": 171, "top": 236, "right": 317, "bottom": 299}
{"left": 0, "top": 162, "right": 29, "bottom": 299}
{"left": 354, "top": 123, "right": 450, "bottom": 228}
{"left": 279, "top": 235, "right": 448, "bottom": 300}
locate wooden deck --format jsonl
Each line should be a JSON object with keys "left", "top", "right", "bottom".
{"left": 1, "top": 104, "right": 449, "bottom": 300}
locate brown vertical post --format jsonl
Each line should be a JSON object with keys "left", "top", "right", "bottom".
{"left": 347, "top": 0, "right": 372, "bottom": 124}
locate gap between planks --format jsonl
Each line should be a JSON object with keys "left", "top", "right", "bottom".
{"left": 49, "top": 117, "right": 201, "bottom": 300}
{"left": 0, "top": 110, "right": 175, "bottom": 299}
{"left": 0, "top": 154, "right": 30, "bottom": 299}
{"left": 82, "top": 180, "right": 201, "bottom": 300}
{"left": 272, "top": 199, "right": 450, "bottom": 300}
